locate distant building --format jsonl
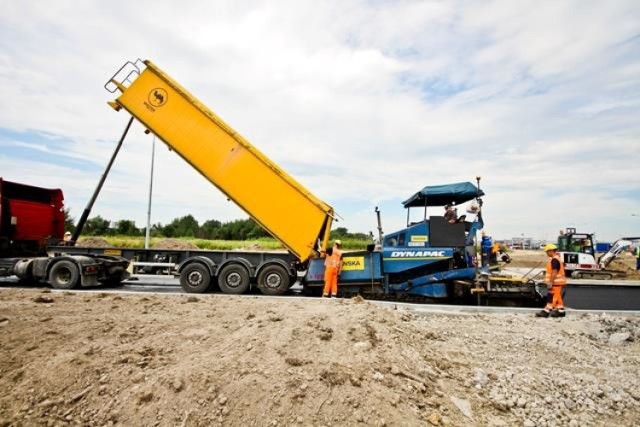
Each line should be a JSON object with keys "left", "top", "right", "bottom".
{"left": 511, "top": 237, "right": 533, "bottom": 250}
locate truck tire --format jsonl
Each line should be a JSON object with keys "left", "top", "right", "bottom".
{"left": 180, "top": 263, "right": 212, "bottom": 293}
{"left": 257, "top": 264, "right": 290, "bottom": 295}
{"left": 217, "top": 264, "right": 250, "bottom": 294}
{"left": 49, "top": 260, "right": 80, "bottom": 289}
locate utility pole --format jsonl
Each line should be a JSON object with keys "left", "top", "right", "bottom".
{"left": 145, "top": 135, "right": 156, "bottom": 249}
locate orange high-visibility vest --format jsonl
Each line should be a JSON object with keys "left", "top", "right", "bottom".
{"left": 324, "top": 248, "right": 343, "bottom": 270}
{"left": 545, "top": 254, "right": 567, "bottom": 286}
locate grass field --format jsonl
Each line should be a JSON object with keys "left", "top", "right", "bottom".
{"left": 78, "top": 235, "right": 372, "bottom": 251}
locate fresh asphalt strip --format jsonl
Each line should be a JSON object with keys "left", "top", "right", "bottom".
{"left": 2, "top": 280, "right": 638, "bottom": 317}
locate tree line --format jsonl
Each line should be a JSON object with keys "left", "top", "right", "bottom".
{"left": 65, "top": 209, "right": 372, "bottom": 241}
{"left": 70, "top": 213, "right": 270, "bottom": 240}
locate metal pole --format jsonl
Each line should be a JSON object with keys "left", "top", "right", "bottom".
{"left": 423, "top": 192, "right": 428, "bottom": 222}
{"left": 144, "top": 135, "right": 156, "bottom": 249}
{"left": 375, "top": 206, "right": 384, "bottom": 247}
{"left": 474, "top": 176, "right": 482, "bottom": 305}
{"left": 72, "top": 116, "right": 134, "bottom": 243}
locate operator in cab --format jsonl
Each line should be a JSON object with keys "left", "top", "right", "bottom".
{"left": 444, "top": 204, "right": 457, "bottom": 223}
{"left": 536, "top": 243, "right": 567, "bottom": 318}
{"left": 322, "top": 240, "right": 343, "bottom": 298}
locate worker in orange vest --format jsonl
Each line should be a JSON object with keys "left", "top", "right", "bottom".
{"left": 536, "top": 243, "right": 567, "bottom": 318}
{"left": 490, "top": 242, "right": 501, "bottom": 265}
{"left": 322, "top": 240, "right": 343, "bottom": 298}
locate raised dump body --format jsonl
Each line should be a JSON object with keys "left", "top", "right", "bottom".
{"left": 106, "top": 60, "right": 334, "bottom": 262}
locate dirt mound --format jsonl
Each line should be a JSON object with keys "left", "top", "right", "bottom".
{"left": 76, "top": 237, "right": 110, "bottom": 248}
{"left": 506, "top": 250, "right": 547, "bottom": 269}
{"left": 152, "top": 238, "right": 199, "bottom": 250}
{"left": 244, "top": 243, "right": 264, "bottom": 251}
{"left": 608, "top": 255, "right": 640, "bottom": 279}
{"left": 0, "top": 289, "right": 638, "bottom": 426}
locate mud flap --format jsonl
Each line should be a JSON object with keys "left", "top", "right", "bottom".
{"left": 80, "top": 273, "right": 99, "bottom": 287}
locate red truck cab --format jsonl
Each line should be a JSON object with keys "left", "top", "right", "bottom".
{"left": 0, "top": 178, "right": 65, "bottom": 257}
{"left": 0, "top": 178, "right": 128, "bottom": 288}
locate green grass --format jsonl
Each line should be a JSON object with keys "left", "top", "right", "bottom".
{"left": 330, "top": 238, "right": 372, "bottom": 250}
{"left": 190, "top": 238, "right": 283, "bottom": 251}
{"left": 80, "top": 235, "right": 371, "bottom": 251}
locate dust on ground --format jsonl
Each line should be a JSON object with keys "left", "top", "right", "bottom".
{"left": 1, "top": 289, "right": 639, "bottom": 426}
{"left": 243, "top": 243, "right": 269, "bottom": 251}
{"left": 76, "top": 237, "right": 110, "bottom": 248}
{"left": 151, "top": 239, "right": 271, "bottom": 251}
{"left": 151, "top": 239, "right": 199, "bottom": 250}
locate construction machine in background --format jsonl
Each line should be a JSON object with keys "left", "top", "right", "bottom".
{"left": 557, "top": 228, "right": 634, "bottom": 279}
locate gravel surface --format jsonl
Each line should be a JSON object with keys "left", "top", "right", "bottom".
{"left": 0, "top": 288, "right": 638, "bottom": 426}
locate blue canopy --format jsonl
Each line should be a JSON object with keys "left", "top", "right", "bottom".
{"left": 402, "top": 182, "right": 484, "bottom": 208}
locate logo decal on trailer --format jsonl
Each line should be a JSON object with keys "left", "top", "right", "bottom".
{"left": 342, "top": 256, "right": 365, "bottom": 271}
{"left": 148, "top": 88, "right": 168, "bottom": 107}
{"left": 389, "top": 250, "right": 446, "bottom": 258}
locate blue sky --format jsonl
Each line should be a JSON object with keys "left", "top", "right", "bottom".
{"left": 0, "top": 0, "right": 639, "bottom": 241}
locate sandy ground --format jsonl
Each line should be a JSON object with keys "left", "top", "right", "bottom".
{"left": 1, "top": 288, "right": 639, "bottom": 427}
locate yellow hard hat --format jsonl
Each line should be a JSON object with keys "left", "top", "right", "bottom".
{"left": 544, "top": 243, "right": 558, "bottom": 252}
{"left": 334, "top": 239, "right": 342, "bottom": 247}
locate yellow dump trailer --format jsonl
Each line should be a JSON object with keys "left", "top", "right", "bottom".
{"left": 106, "top": 60, "right": 334, "bottom": 262}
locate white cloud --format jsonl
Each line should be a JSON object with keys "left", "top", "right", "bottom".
{"left": 0, "top": 0, "right": 639, "bottom": 242}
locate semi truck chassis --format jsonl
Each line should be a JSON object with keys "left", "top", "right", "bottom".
{"left": 51, "top": 245, "right": 299, "bottom": 295}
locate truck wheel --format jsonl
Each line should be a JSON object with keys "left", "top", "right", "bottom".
{"left": 257, "top": 264, "right": 290, "bottom": 295}
{"left": 49, "top": 260, "right": 80, "bottom": 289}
{"left": 217, "top": 264, "right": 250, "bottom": 294}
{"left": 180, "top": 263, "right": 211, "bottom": 293}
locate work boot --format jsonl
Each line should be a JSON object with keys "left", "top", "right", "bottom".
{"left": 550, "top": 309, "right": 566, "bottom": 318}
{"left": 535, "top": 310, "right": 550, "bottom": 318}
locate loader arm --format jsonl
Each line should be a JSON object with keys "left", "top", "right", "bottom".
{"left": 598, "top": 239, "right": 632, "bottom": 269}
